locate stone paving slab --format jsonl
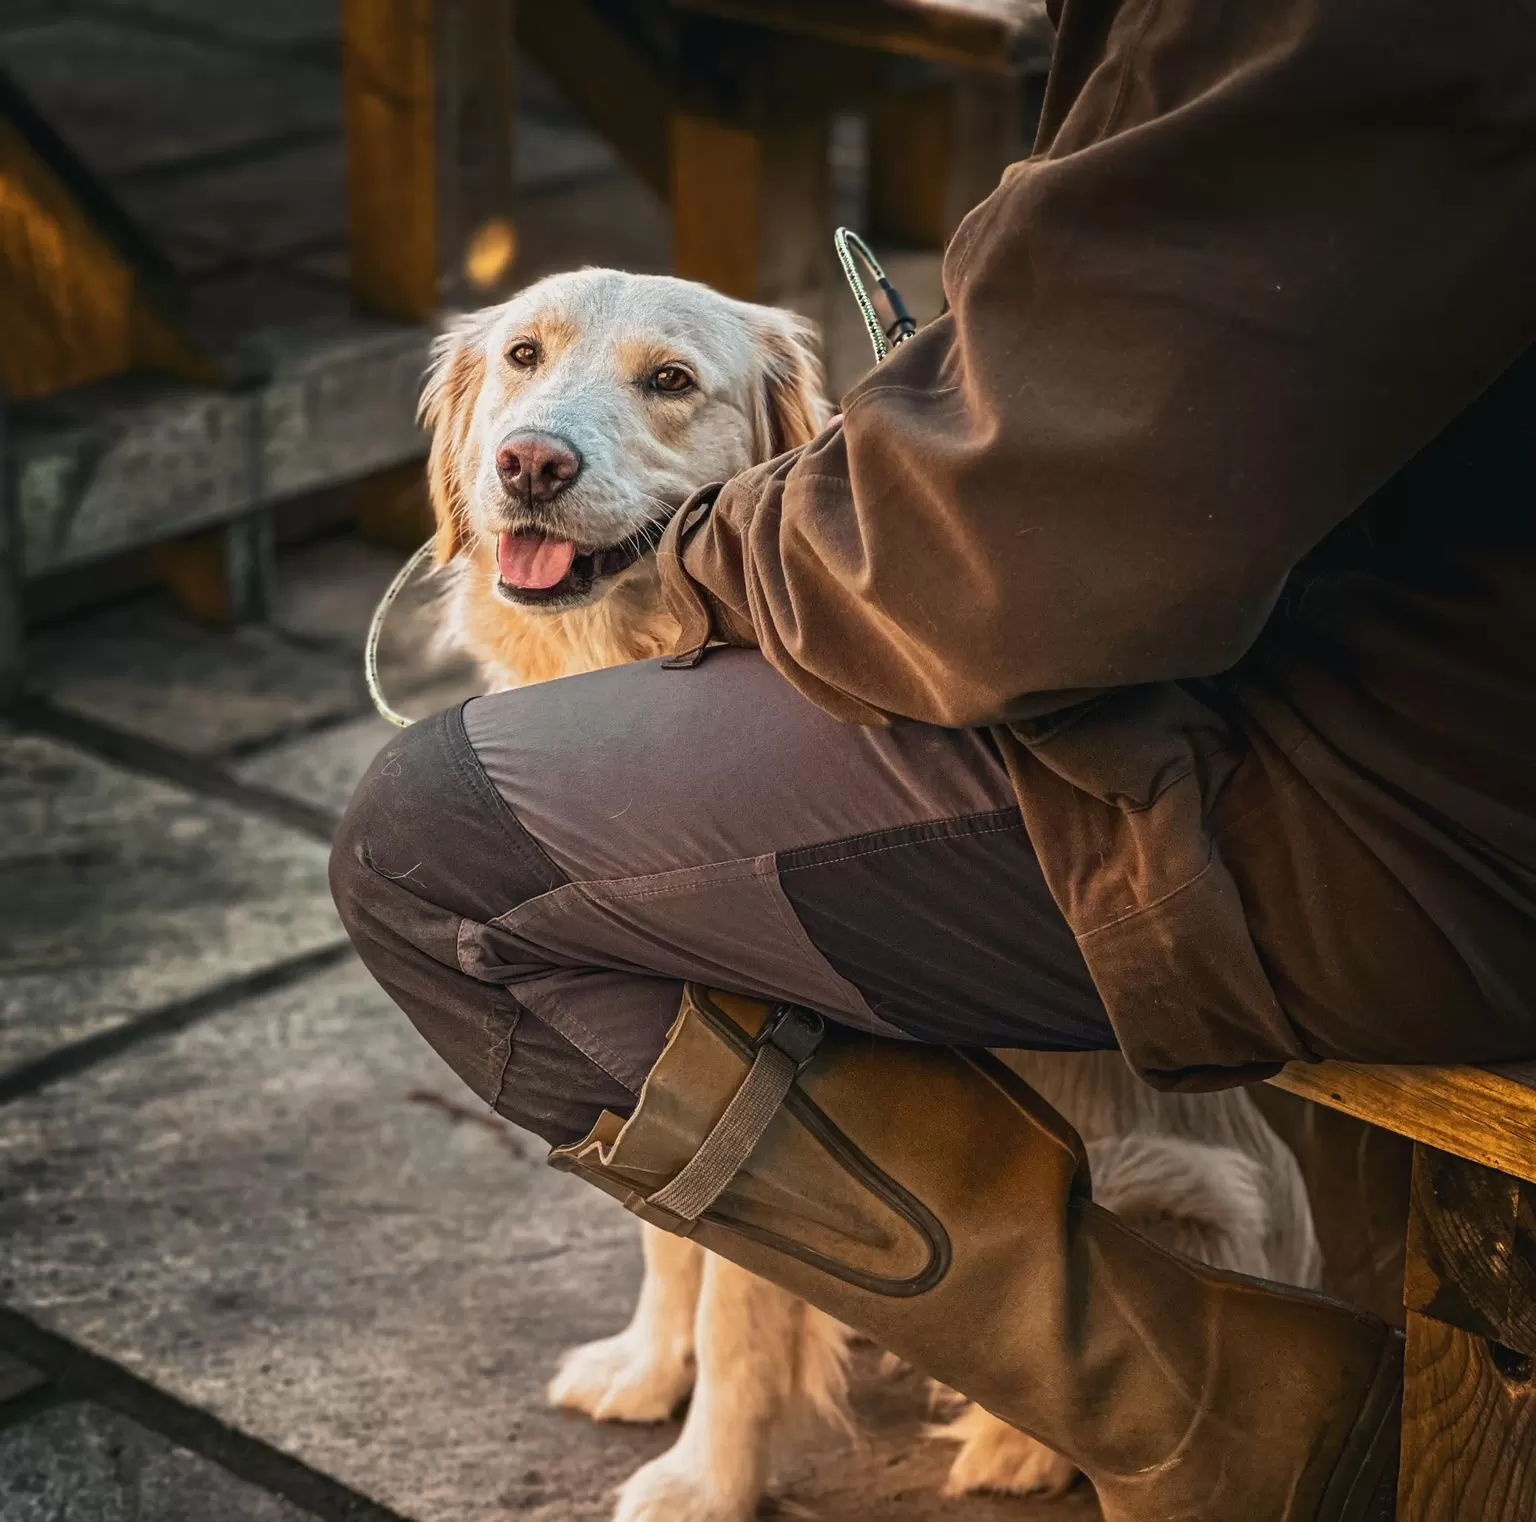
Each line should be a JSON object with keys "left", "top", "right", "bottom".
{"left": 232, "top": 685, "right": 473, "bottom": 819}
{"left": 0, "top": 1402, "right": 314, "bottom": 1522}
{"left": 28, "top": 597, "right": 367, "bottom": 758}
{"left": 0, "top": 730, "right": 342, "bottom": 1078}
{"left": 272, "top": 535, "right": 479, "bottom": 699}
{"left": 0, "top": 957, "right": 1086, "bottom": 1522}
{"left": 0, "top": 958, "right": 673, "bottom": 1522}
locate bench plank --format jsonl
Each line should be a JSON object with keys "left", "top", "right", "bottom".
{"left": 1268, "top": 1062, "right": 1536, "bottom": 1185}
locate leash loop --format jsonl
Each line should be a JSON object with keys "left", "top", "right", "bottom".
{"left": 834, "top": 227, "right": 918, "bottom": 363}
{"left": 364, "top": 537, "right": 437, "bottom": 728}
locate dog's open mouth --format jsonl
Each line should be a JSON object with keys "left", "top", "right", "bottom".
{"left": 495, "top": 528, "right": 656, "bottom": 608}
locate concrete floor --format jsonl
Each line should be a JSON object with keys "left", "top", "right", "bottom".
{"left": 1, "top": 3, "right": 1096, "bottom": 1518}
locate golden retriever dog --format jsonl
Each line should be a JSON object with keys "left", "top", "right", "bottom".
{"left": 419, "top": 267, "right": 1324, "bottom": 1522}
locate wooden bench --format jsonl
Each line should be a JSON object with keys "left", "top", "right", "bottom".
{"left": 1269, "top": 1061, "right": 1536, "bottom": 1520}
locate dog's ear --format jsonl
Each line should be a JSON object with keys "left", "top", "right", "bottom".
{"left": 419, "top": 319, "right": 488, "bottom": 565}
{"left": 749, "top": 310, "right": 835, "bottom": 462}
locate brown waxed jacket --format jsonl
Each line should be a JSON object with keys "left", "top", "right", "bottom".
{"left": 657, "top": 0, "right": 1536, "bottom": 1088}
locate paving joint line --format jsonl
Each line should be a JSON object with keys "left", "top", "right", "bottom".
{"left": 0, "top": 943, "right": 355, "bottom": 1108}
{"left": 0, "top": 1308, "right": 412, "bottom": 1522}
{"left": 0, "top": 1380, "right": 72, "bottom": 1436}
{"left": 13, "top": 697, "right": 342, "bottom": 843}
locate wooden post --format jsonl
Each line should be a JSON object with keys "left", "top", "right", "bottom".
{"left": 671, "top": 114, "right": 830, "bottom": 311}
{"left": 344, "top": 0, "right": 519, "bottom": 321}
{"left": 1399, "top": 1145, "right": 1536, "bottom": 1520}
{"left": 149, "top": 512, "right": 277, "bottom": 627}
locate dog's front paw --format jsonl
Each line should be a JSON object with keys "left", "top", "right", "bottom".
{"left": 548, "top": 1329, "right": 694, "bottom": 1424}
{"left": 612, "top": 1451, "right": 755, "bottom": 1522}
{"left": 932, "top": 1402, "right": 1080, "bottom": 1498}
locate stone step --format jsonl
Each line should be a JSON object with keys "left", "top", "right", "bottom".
{"left": 13, "top": 319, "right": 431, "bottom": 585}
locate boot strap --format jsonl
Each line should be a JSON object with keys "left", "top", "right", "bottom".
{"left": 644, "top": 1004, "right": 824, "bottom": 1225}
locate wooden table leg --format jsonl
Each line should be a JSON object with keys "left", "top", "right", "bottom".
{"left": 866, "top": 64, "right": 1020, "bottom": 251}
{"left": 671, "top": 112, "right": 831, "bottom": 315}
{"left": 1399, "top": 1144, "right": 1536, "bottom": 1519}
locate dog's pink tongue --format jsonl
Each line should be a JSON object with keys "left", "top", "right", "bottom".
{"left": 497, "top": 531, "right": 577, "bottom": 589}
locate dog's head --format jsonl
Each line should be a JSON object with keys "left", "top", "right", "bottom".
{"left": 421, "top": 268, "right": 830, "bottom": 624}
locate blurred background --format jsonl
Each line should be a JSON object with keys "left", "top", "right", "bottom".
{"left": 0, "top": 4, "right": 1073, "bottom": 1519}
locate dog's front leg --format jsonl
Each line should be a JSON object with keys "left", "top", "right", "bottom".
{"left": 549, "top": 1224, "right": 704, "bottom": 1422}
{"left": 613, "top": 1254, "right": 849, "bottom": 1522}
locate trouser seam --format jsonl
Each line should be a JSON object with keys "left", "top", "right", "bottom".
{"left": 778, "top": 814, "right": 1027, "bottom": 873}
{"left": 488, "top": 991, "right": 524, "bottom": 1114}
{"left": 447, "top": 702, "right": 567, "bottom": 896}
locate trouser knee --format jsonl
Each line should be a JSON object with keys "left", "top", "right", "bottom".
{"left": 329, "top": 707, "right": 639, "bottom": 1147}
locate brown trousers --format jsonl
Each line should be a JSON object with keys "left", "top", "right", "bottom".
{"left": 330, "top": 649, "right": 1115, "bottom": 1146}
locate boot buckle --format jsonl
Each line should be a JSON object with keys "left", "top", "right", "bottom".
{"left": 759, "top": 1004, "right": 824, "bottom": 1070}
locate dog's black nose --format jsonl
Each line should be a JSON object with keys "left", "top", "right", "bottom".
{"left": 496, "top": 431, "right": 582, "bottom": 503}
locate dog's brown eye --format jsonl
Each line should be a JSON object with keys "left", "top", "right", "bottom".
{"left": 651, "top": 365, "right": 694, "bottom": 394}
{"left": 509, "top": 341, "right": 539, "bottom": 369}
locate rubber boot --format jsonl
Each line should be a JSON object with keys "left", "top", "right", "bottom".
{"left": 551, "top": 986, "right": 1402, "bottom": 1522}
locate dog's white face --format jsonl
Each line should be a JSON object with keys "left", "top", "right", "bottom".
{"left": 423, "top": 269, "right": 830, "bottom": 636}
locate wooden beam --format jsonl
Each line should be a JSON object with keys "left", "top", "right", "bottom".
{"left": 1267, "top": 1061, "right": 1536, "bottom": 1184}
{"left": 672, "top": 0, "right": 1055, "bottom": 74}
{"left": 517, "top": 0, "right": 672, "bottom": 198}
{"left": 1400, "top": 1147, "right": 1536, "bottom": 1522}
{"left": 0, "top": 72, "right": 211, "bottom": 402}
{"left": 344, "top": 0, "right": 519, "bottom": 321}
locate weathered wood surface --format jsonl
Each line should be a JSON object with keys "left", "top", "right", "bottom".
{"left": 673, "top": 0, "right": 1054, "bottom": 71}
{"left": 1404, "top": 1147, "right": 1536, "bottom": 1358}
{"left": 1268, "top": 1062, "right": 1536, "bottom": 1184}
{"left": 14, "top": 320, "right": 430, "bottom": 580}
{"left": 1400, "top": 1147, "right": 1536, "bottom": 1522}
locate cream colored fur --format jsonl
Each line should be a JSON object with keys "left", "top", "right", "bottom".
{"left": 422, "top": 269, "right": 1323, "bottom": 1521}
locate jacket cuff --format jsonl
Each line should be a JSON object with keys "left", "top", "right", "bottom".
{"left": 656, "top": 483, "right": 753, "bottom": 665}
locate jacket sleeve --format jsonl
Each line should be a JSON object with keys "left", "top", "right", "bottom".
{"left": 656, "top": 0, "right": 1536, "bottom": 728}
